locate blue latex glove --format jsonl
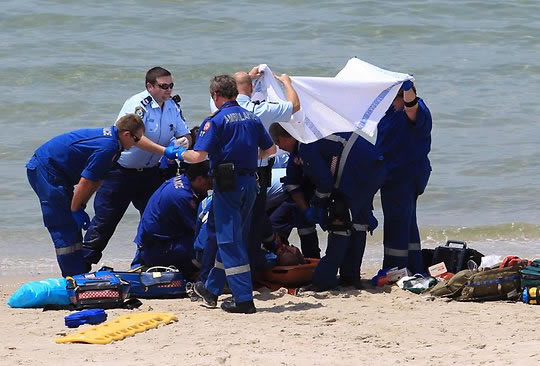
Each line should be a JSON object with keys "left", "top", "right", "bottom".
{"left": 164, "top": 146, "right": 186, "bottom": 160}
{"left": 368, "top": 213, "right": 378, "bottom": 235}
{"left": 72, "top": 209, "right": 90, "bottom": 231}
{"left": 304, "top": 207, "right": 328, "bottom": 230}
{"left": 402, "top": 80, "right": 414, "bottom": 91}
{"left": 304, "top": 207, "right": 318, "bottom": 225}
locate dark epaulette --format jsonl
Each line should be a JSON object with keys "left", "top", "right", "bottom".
{"left": 208, "top": 109, "right": 220, "bottom": 119}
{"left": 141, "top": 95, "right": 152, "bottom": 107}
{"left": 172, "top": 94, "right": 182, "bottom": 106}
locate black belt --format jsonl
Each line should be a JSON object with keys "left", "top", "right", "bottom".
{"left": 237, "top": 169, "right": 256, "bottom": 176}
{"left": 115, "top": 162, "right": 159, "bottom": 172}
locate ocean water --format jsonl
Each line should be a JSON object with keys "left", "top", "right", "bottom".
{"left": 1, "top": 0, "right": 539, "bottom": 275}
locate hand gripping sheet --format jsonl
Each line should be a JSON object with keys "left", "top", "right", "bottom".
{"left": 56, "top": 312, "right": 178, "bottom": 344}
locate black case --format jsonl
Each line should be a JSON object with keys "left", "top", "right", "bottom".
{"left": 432, "top": 240, "right": 468, "bottom": 274}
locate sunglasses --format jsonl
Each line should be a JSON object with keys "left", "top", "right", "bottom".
{"left": 156, "top": 82, "right": 174, "bottom": 90}
{"left": 131, "top": 134, "right": 140, "bottom": 143}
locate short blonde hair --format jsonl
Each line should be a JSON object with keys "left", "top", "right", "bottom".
{"left": 116, "top": 113, "right": 145, "bottom": 134}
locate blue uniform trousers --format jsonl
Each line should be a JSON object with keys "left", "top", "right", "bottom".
{"left": 82, "top": 165, "right": 163, "bottom": 265}
{"left": 246, "top": 183, "right": 271, "bottom": 272}
{"left": 312, "top": 156, "right": 385, "bottom": 289}
{"left": 26, "top": 156, "right": 88, "bottom": 277}
{"left": 197, "top": 206, "right": 218, "bottom": 284}
{"left": 138, "top": 235, "right": 197, "bottom": 275}
{"left": 269, "top": 199, "right": 320, "bottom": 258}
{"left": 381, "top": 157, "right": 431, "bottom": 274}
{"left": 205, "top": 176, "right": 257, "bottom": 303}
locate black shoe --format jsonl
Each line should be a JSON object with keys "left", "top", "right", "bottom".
{"left": 193, "top": 281, "right": 218, "bottom": 308}
{"left": 221, "top": 300, "right": 256, "bottom": 314}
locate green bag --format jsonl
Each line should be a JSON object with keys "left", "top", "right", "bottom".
{"left": 458, "top": 264, "right": 526, "bottom": 302}
{"left": 520, "top": 260, "right": 540, "bottom": 288}
{"left": 427, "top": 269, "right": 475, "bottom": 298}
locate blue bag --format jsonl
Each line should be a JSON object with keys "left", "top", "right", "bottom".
{"left": 8, "top": 278, "right": 70, "bottom": 308}
{"left": 114, "top": 266, "right": 187, "bottom": 299}
{"left": 66, "top": 271, "right": 130, "bottom": 309}
{"left": 65, "top": 309, "right": 107, "bottom": 328}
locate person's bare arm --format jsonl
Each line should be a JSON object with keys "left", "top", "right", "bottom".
{"left": 134, "top": 135, "right": 166, "bottom": 155}
{"left": 181, "top": 150, "right": 208, "bottom": 164}
{"left": 259, "top": 145, "right": 277, "bottom": 160}
{"left": 71, "top": 177, "right": 101, "bottom": 211}
{"left": 290, "top": 191, "right": 309, "bottom": 211}
{"left": 404, "top": 87, "right": 418, "bottom": 122}
{"left": 275, "top": 73, "right": 300, "bottom": 113}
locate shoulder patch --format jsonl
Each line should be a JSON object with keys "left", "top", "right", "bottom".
{"left": 141, "top": 96, "right": 152, "bottom": 107}
{"left": 203, "top": 121, "right": 211, "bottom": 132}
{"left": 102, "top": 127, "right": 112, "bottom": 136}
{"left": 134, "top": 106, "right": 146, "bottom": 119}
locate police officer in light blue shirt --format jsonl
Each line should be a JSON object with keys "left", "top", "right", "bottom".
{"left": 83, "top": 67, "right": 191, "bottom": 267}
{"left": 176, "top": 75, "right": 276, "bottom": 314}
{"left": 232, "top": 68, "right": 300, "bottom": 272}
{"left": 26, "top": 114, "right": 145, "bottom": 276}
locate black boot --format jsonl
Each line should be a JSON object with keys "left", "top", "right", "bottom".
{"left": 193, "top": 281, "right": 218, "bottom": 308}
{"left": 221, "top": 300, "right": 256, "bottom": 314}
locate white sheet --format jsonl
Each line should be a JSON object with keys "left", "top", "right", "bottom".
{"left": 252, "top": 59, "right": 413, "bottom": 144}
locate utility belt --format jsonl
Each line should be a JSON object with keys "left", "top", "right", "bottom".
{"left": 212, "top": 163, "right": 256, "bottom": 192}
{"left": 114, "top": 162, "right": 159, "bottom": 174}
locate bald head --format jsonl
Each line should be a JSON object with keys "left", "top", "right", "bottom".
{"left": 233, "top": 71, "right": 253, "bottom": 96}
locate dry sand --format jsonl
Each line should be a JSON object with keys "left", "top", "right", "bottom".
{"left": 2, "top": 267, "right": 540, "bottom": 366}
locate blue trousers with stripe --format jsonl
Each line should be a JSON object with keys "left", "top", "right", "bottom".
{"left": 381, "top": 158, "right": 431, "bottom": 274}
{"left": 205, "top": 176, "right": 257, "bottom": 303}
{"left": 26, "top": 156, "right": 88, "bottom": 277}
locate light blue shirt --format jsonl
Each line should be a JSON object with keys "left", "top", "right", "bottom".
{"left": 116, "top": 90, "right": 189, "bottom": 169}
{"left": 236, "top": 94, "right": 293, "bottom": 167}
{"left": 266, "top": 168, "right": 288, "bottom": 210}
{"left": 236, "top": 94, "right": 293, "bottom": 130}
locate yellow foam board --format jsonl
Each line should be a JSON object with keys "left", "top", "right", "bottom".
{"left": 56, "top": 312, "right": 178, "bottom": 345}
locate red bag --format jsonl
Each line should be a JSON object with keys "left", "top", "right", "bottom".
{"left": 499, "top": 256, "right": 527, "bottom": 268}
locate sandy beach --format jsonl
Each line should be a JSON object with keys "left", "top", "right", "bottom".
{"left": 2, "top": 263, "right": 539, "bottom": 366}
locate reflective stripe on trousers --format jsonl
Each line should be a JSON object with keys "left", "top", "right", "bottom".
{"left": 55, "top": 242, "right": 83, "bottom": 256}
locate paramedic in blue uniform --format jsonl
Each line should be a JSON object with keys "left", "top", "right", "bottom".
{"left": 269, "top": 165, "right": 320, "bottom": 257}
{"left": 83, "top": 67, "right": 191, "bottom": 267}
{"left": 376, "top": 80, "right": 432, "bottom": 274}
{"left": 26, "top": 114, "right": 148, "bottom": 277}
{"left": 134, "top": 161, "right": 212, "bottom": 277}
{"left": 175, "top": 74, "right": 276, "bottom": 314}
{"left": 233, "top": 67, "right": 300, "bottom": 271}
{"left": 269, "top": 123, "right": 385, "bottom": 290}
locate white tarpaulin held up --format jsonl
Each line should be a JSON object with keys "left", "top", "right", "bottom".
{"left": 251, "top": 58, "right": 413, "bottom": 144}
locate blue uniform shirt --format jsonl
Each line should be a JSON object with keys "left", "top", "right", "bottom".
{"left": 285, "top": 133, "right": 381, "bottom": 198}
{"left": 135, "top": 175, "right": 199, "bottom": 245}
{"left": 116, "top": 90, "right": 189, "bottom": 169}
{"left": 33, "top": 126, "right": 121, "bottom": 185}
{"left": 194, "top": 101, "right": 274, "bottom": 171}
{"left": 375, "top": 98, "right": 432, "bottom": 171}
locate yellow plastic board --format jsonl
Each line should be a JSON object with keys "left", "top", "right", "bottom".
{"left": 56, "top": 312, "right": 178, "bottom": 345}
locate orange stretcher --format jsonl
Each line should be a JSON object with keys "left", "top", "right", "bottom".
{"left": 259, "top": 258, "right": 320, "bottom": 288}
